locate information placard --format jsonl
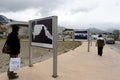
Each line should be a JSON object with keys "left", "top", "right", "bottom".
{"left": 29, "top": 16, "right": 57, "bottom": 48}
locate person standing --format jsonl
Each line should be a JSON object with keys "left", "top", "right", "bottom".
{"left": 96, "top": 34, "right": 105, "bottom": 56}
{"left": 6, "top": 25, "right": 20, "bottom": 79}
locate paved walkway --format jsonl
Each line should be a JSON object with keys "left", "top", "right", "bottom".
{"left": 0, "top": 42, "right": 120, "bottom": 80}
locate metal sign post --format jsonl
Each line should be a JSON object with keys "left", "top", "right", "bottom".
{"left": 29, "top": 23, "right": 33, "bottom": 67}
{"left": 88, "top": 29, "right": 90, "bottom": 52}
{"left": 72, "top": 30, "right": 75, "bottom": 50}
{"left": 72, "top": 30, "right": 75, "bottom": 41}
{"left": 52, "top": 16, "right": 58, "bottom": 78}
{"left": 90, "top": 33, "right": 92, "bottom": 46}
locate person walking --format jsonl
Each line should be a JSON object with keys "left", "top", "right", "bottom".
{"left": 96, "top": 34, "right": 105, "bottom": 56}
{"left": 6, "top": 25, "right": 20, "bottom": 79}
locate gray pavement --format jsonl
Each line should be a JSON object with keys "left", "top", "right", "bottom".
{"left": 0, "top": 42, "right": 120, "bottom": 80}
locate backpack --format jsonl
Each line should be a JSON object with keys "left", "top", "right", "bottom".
{"left": 97, "top": 39, "right": 105, "bottom": 47}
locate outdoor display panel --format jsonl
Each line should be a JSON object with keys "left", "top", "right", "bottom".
{"left": 74, "top": 30, "right": 88, "bottom": 39}
{"left": 29, "top": 16, "right": 56, "bottom": 48}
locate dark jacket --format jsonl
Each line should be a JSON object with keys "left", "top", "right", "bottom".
{"left": 97, "top": 37, "right": 105, "bottom": 47}
{"left": 6, "top": 32, "right": 20, "bottom": 54}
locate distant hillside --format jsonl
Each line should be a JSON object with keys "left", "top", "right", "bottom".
{"left": 0, "top": 15, "right": 16, "bottom": 24}
{"left": 0, "top": 15, "right": 10, "bottom": 24}
{"left": 88, "top": 28, "right": 108, "bottom": 34}
{"left": 90, "top": 23, "right": 120, "bottom": 33}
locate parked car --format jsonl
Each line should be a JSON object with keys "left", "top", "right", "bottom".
{"left": 106, "top": 38, "right": 115, "bottom": 44}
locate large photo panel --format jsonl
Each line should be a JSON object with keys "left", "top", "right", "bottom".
{"left": 29, "top": 16, "right": 57, "bottom": 48}
{"left": 74, "top": 30, "right": 88, "bottom": 39}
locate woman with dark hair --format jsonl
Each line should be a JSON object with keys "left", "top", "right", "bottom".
{"left": 96, "top": 34, "right": 105, "bottom": 56}
{"left": 6, "top": 25, "right": 20, "bottom": 79}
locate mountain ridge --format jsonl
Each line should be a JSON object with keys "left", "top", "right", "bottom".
{"left": 0, "top": 15, "right": 16, "bottom": 24}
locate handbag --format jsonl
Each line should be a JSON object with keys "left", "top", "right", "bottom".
{"left": 9, "top": 58, "right": 20, "bottom": 71}
{"left": 2, "top": 41, "right": 11, "bottom": 54}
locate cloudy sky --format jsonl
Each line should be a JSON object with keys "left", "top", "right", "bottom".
{"left": 0, "top": 0, "right": 120, "bottom": 30}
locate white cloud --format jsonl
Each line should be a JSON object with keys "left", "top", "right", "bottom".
{"left": 0, "top": 0, "right": 120, "bottom": 29}
{"left": 0, "top": 8, "right": 42, "bottom": 21}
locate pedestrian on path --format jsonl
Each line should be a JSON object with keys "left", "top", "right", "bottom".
{"left": 96, "top": 34, "right": 105, "bottom": 56}
{"left": 6, "top": 25, "right": 20, "bottom": 79}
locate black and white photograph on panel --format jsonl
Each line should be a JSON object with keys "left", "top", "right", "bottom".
{"left": 30, "top": 17, "right": 53, "bottom": 48}
{"left": 74, "top": 30, "right": 88, "bottom": 39}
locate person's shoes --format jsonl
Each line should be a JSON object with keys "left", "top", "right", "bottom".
{"left": 98, "top": 54, "right": 102, "bottom": 56}
{"left": 8, "top": 75, "right": 19, "bottom": 79}
{"left": 11, "top": 72, "right": 17, "bottom": 75}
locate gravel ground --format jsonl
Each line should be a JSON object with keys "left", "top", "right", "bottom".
{"left": 0, "top": 39, "right": 81, "bottom": 73}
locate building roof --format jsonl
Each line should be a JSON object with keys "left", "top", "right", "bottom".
{"left": 63, "top": 29, "right": 74, "bottom": 32}
{"left": 5, "top": 22, "right": 29, "bottom": 27}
